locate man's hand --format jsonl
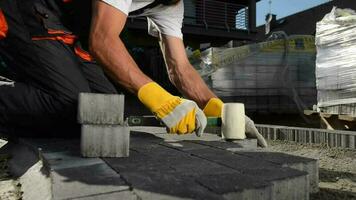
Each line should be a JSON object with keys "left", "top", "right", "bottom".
{"left": 139, "top": 82, "right": 207, "bottom": 136}
{"left": 90, "top": 2, "right": 207, "bottom": 135}
{"left": 203, "top": 98, "right": 268, "bottom": 147}
{"left": 162, "top": 99, "right": 207, "bottom": 136}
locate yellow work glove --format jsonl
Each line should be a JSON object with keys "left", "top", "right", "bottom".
{"left": 138, "top": 82, "right": 207, "bottom": 136}
{"left": 203, "top": 98, "right": 268, "bottom": 147}
{"left": 203, "top": 98, "right": 224, "bottom": 117}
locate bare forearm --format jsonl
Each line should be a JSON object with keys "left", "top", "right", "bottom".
{"left": 89, "top": 33, "right": 151, "bottom": 94}
{"left": 89, "top": 0, "right": 151, "bottom": 94}
{"left": 169, "top": 64, "right": 216, "bottom": 108}
{"left": 159, "top": 36, "right": 216, "bottom": 108}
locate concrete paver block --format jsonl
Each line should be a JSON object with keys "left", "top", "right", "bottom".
{"left": 235, "top": 168, "right": 309, "bottom": 200}
{"left": 105, "top": 134, "right": 310, "bottom": 199}
{"left": 71, "top": 190, "right": 138, "bottom": 200}
{"left": 81, "top": 125, "right": 130, "bottom": 157}
{"left": 78, "top": 93, "right": 125, "bottom": 125}
{"left": 42, "top": 151, "right": 103, "bottom": 170}
{"left": 236, "top": 152, "right": 318, "bottom": 193}
{"left": 187, "top": 151, "right": 308, "bottom": 200}
{"left": 196, "top": 173, "right": 271, "bottom": 200}
{"left": 163, "top": 141, "right": 211, "bottom": 151}
{"left": 52, "top": 163, "right": 129, "bottom": 200}
{"left": 16, "top": 128, "right": 318, "bottom": 200}
{"left": 191, "top": 139, "right": 257, "bottom": 150}
{"left": 121, "top": 171, "right": 224, "bottom": 200}
{"left": 187, "top": 148, "right": 278, "bottom": 170}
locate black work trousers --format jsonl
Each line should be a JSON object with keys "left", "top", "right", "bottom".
{"left": 0, "top": 0, "right": 117, "bottom": 136}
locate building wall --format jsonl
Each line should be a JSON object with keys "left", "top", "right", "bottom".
{"left": 256, "top": 0, "right": 356, "bottom": 41}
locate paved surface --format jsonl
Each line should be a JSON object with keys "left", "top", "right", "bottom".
{"left": 9, "top": 127, "right": 318, "bottom": 200}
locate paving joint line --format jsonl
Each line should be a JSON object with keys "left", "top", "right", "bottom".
{"left": 101, "top": 158, "right": 135, "bottom": 192}
{"left": 187, "top": 140, "right": 253, "bottom": 151}
{"left": 68, "top": 189, "right": 134, "bottom": 200}
{"left": 157, "top": 142, "right": 246, "bottom": 174}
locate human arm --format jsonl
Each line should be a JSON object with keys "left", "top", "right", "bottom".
{"left": 89, "top": 0, "right": 206, "bottom": 135}
{"left": 159, "top": 35, "right": 217, "bottom": 108}
{"left": 156, "top": 29, "right": 267, "bottom": 145}
{"left": 89, "top": 0, "right": 152, "bottom": 94}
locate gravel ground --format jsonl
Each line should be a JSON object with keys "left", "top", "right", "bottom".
{"left": 267, "top": 140, "right": 356, "bottom": 200}
{"left": 0, "top": 139, "right": 21, "bottom": 200}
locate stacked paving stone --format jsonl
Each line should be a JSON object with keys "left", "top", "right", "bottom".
{"left": 78, "top": 93, "right": 130, "bottom": 157}
{"left": 199, "top": 35, "right": 316, "bottom": 114}
{"left": 256, "top": 124, "right": 356, "bottom": 149}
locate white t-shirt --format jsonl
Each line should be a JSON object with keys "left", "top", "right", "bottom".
{"left": 101, "top": 0, "right": 184, "bottom": 39}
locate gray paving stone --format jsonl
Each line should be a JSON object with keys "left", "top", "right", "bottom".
{"left": 223, "top": 188, "right": 272, "bottom": 200}
{"left": 187, "top": 148, "right": 278, "bottom": 170}
{"left": 236, "top": 151, "right": 319, "bottom": 193}
{"left": 71, "top": 191, "right": 138, "bottom": 200}
{"left": 186, "top": 148, "right": 311, "bottom": 199}
{"left": 78, "top": 93, "right": 125, "bottom": 125}
{"left": 42, "top": 151, "right": 103, "bottom": 170}
{"left": 191, "top": 139, "right": 257, "bottom": 150}
{"left": 133, "top": 131, "right": 257, "bottom": 151}
{"left": 104, "top": 152, "right": 176, "bottom": 173}
{"left": 197, "top": 168, "right": 308, "bottom": 200}
{"left": 169, "top": 159, "right": 237, "bottom": 176}
{"left": 18, "top": 128, "right": 316, "bottom": 200}
{"left": 130, "top": 131, "right": 165, "bottom": 144}
{"left": 151, "top": 131, "right": 223, "bottom": 141}
{"left": 131, "top": 143, "right": 190, "bottom": 157}
{"left": 131, "top": 189, "right": 190, "bottom": 200}
{"left": 196, "top": 173, "right": 270, "bottom": 195}
{"left": 81, "top": 125, "right": 129, "bottom": 157}
{"left": 105, "top": 147, "right": 235, "bottom": 176}
{"left": 240, "top": 168, "right": 309, "bottom": 200}
{"left": 52, "top": 163, "right": 129, "bottom": 200}
{"left": 235, "top": 152, "right": 315, "bottom": 166}
{"left": 162, "top": 141, "right": 210, "bottom": 151}
{"left": 120, "top": 171, "right": 224, "bottom": 200}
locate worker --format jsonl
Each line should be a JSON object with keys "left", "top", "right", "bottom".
{"left": 0, "top": 0, "right": 267, "bottom": 146}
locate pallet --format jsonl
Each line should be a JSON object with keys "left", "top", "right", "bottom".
{"left": 304, "top": 110, "right": 356, "bottom": 131}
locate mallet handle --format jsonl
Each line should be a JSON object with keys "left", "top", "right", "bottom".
{"left": 128, "top": 116, "right": 221, "bottom": 127}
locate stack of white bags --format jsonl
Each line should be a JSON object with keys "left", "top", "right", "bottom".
{"left": 316, "top": 7, "right": 356, "bottom": 114}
